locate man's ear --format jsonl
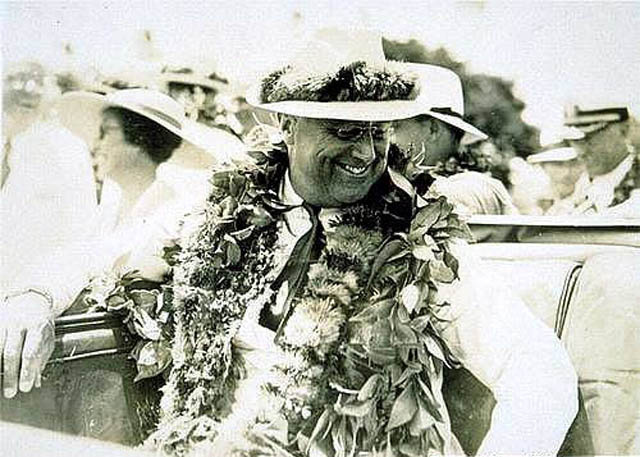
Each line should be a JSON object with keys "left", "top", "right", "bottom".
{"left": 280, "top": 115, "right": 297, "bottom": 146}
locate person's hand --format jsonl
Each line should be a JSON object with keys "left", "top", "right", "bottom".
{"left": 0, "top": 292, "right": 55, "bottom": 398}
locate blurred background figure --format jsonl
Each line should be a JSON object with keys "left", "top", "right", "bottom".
{"left": 430, "top": 171, "right": 519, "bottom": 217}
{"left": 1, "top": 60, "right": 97, "bottom": 295}
{"left": 564, "top": 105, "right": 640, "bottom": 217}
{"left": 507, "top": 156, "right": 555, "bottom": 215}
{"left": 159, "top": 68, "right": 243, "bottom": 136}
{"left": 527, "top": 145, "right": 586, "bottom": 215}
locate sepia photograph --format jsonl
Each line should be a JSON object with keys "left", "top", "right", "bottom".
{"left": 1, "top": 1, "right": 639, "bottom": 456}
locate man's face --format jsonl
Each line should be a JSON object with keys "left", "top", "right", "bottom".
{"left": 570, "top": 123, "right": 628, "bottom": 177}
{"left": 393, "top": 116, "right": 459, "bottom": 166}
{"left": 284, "top": 117, "right": 392, "bottom": 207}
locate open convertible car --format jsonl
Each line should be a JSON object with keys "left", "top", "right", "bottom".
{"left": 2, "top": 215, "right": 639, "bottom": 456}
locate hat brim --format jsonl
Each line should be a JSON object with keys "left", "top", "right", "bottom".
{"left": 246, "top": 85, "right": 488, "bottom": 142}
{"left": 425, "top": 110, "right": 488, "bottom": 144}
{"left": 54, "top": 91, "right": 246, "bottom": 166}
{"left": 527, "top": 147, "right": 578, "bottom": 164}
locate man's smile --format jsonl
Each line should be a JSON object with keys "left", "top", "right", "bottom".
{"left": 334, "top": 159, "right": 376, "bottom": 177}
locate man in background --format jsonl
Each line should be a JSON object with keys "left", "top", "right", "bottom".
{"left": 526, "top": 144, "right": 586, "bottom": 215}
{"left": 563, "top": 105, "right": 639, "bottom": 217}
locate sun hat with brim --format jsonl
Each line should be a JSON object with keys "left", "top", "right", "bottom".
{"left": 399, "top": 62, "right": 488, "bottom": 145}
{"left": 246, "top": 28, "right": 426, "bottom": 122}
{"left": 527, "top": 147, "right": 578, "bottom": 164}
{"left": 53, "top": 88, "right": 245, "bottom": 165}
{"left": 246, "top": 27, "right": 488, "bottom": 146}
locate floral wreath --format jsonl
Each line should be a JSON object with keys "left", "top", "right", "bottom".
{"left": 145, "top": 126, "right": 473, "bottom": 457}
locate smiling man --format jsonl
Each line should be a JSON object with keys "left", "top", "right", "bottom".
{"left": 281, "top": 117, "right": 392, "bottom": 207}
{"left": 154, "top": 28, "right": 578, "bottom": 456}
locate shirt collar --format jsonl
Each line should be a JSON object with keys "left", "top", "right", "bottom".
{"left": 281, "top": 170, "right": 304, "bottom": 206}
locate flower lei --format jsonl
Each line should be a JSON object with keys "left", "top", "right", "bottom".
{"left": 148, "top": 133, "right": 473, "bottom": 457}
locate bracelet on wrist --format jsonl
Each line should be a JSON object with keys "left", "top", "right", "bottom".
{"left": 3, "top": 287, "right": 55, "bottom": 308}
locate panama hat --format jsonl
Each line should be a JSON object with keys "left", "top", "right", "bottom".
{"left": 246, "top": 27, "right": 488, "bottom": 146}
{"left": 400, "top": 62, "right": 488, "bottom": 144}
{"left": 246, "top": 28, "right": 425, "bottom": 122}
{"left": 53, "top": 88, "right": 245, "bottom": 165}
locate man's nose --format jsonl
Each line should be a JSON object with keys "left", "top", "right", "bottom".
{"left": 349, "top": 142, "right": 375, "bottom": 163}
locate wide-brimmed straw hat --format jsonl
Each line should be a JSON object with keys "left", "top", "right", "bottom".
{"left": 246, "top": 28, "right": 423, "bottom": 122}
{"left": 246, "top": 27, "right": 488, "bottom": 146}
{"left": 399, "top": 62, "right": 488, "bottom": 144}
{"left": 53, "top": 88, "right": 245, "bottom": 165}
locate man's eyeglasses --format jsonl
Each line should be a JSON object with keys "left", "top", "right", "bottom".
{"left": 328, "top": 123, "right": 392, "bottom": 142}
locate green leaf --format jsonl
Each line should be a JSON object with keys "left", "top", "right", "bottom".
{"left": 129, "top": 289, "right": 158, "bottom": 315}
{"left": 411, "top": 245, "right": 435, "bottom": 262}
{"left": 392, "top": 367, "right": 418, "bottom": 387}
{"left": 131, "top": 307, "right": 161, "bottom": 340}
{"left": 443, "top": 250, "right": 460, "bottom": 278}
{"left": 410, "top": 315, "right": 431, "bottom": 333}
{"left": 133, "top": 340, "right": 172, "bottom": 382}
{"left": 396, "top": 301, "right": 411, "bottom": 323}
{"left": 366, "top": 238, "right": 408, "bottom": 291}
{"left": 415, "top": 377, "right": 444, "bottom": 422}
{"left": 307, "top": 408, "right": 333, "bottom": 454}
{"left": 429, "top": 259, "right": 456, "bottom": 283}
{"left": 349, "top": 298, "right": 394, "bottom": 323}
{"left": 334, "top": 398, "right": 375, "bottom": 418}
{"left": 229, "top": 226, "right": 254, "bottom": 240}
{"left": 394, "top": 322, "right": 418, "bottom": 344}
{"left": 422, "top": 334, "right": 447, "bottom": 365}
{"left": 368, "top": 347, "right": 397, "bottom": 366}
{"left": 408, "top": 396, "right": 437, "bottom": 436}
{"left": 387, "top": 382, "right": 417, "bottom": 431}
{"left": 357, "top": 374, "right": 384, "bottom": 401}
{"left": 106, "top": 294, "right": 130, "bottom": 312}
{"left": 412, "top": 204, "right": 441, "bottom": 232}
{"left": 331, "top": 416, "right": 347, "bottom": 457}
{"left": 400, "top": 284, "right": 420, "bottom": 314}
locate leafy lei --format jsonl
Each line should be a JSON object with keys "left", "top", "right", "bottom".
{"left": 147, "top": 131, "right": 473, "bottom": 457}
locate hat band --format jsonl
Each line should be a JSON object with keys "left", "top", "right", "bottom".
{"left": 430, "top": 107, "right": 463, "bottom": 119}
{"left": 137, "top": 105, "right": 183, "bottom": 130}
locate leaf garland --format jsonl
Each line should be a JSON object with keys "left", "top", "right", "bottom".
{"left": 147, "top": 137, "right": 472, "bottom": 457}
{"left": 264, "top": 197, "right": 471, "bottom": 457}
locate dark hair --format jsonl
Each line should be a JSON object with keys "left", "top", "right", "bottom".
{"left": 102, "top": 107, "right": 182, "bottom": 163}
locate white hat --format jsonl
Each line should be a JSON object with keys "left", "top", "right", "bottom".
{"left": 246, "top": 28, "right": 424, "bottom": 122}
{"left": 54, "top": 88, "right": 245, "bottom": 164}
{"left": 400, "top": 62, "right": 488, "bottom": 144}
{"left": 527, "top": 147, "right": 578, "bottom": 164}
{"left": 247, "top": 28, "right": 487, "bottom": 145}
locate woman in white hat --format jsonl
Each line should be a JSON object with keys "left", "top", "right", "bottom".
{"left": 0, "top": 88, "right": 244, "bottom": 406}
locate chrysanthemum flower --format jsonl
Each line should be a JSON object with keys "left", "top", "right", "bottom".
{"left": 282, "top": 298, "right": 345, "bottom": 350}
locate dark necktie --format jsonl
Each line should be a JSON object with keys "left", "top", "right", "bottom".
{"left": 271, "top": 202, "right": 325, "bottom": 338}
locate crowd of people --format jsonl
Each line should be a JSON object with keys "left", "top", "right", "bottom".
{"left": 1, "top": 27, "right": 639, "bottom": 456}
